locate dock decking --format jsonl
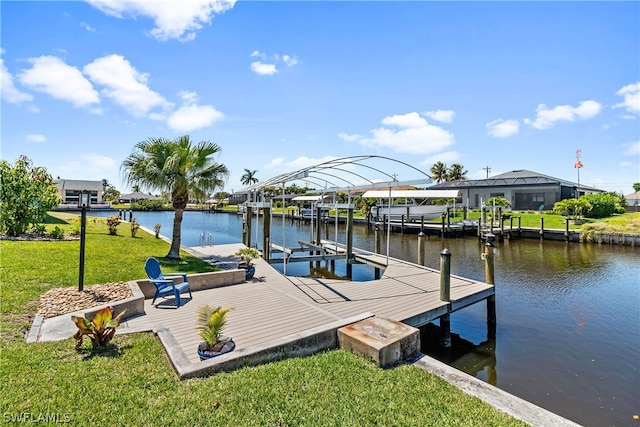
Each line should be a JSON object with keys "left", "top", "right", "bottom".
{"left": 124, "top": 242, "right": 494, "bottom": 364}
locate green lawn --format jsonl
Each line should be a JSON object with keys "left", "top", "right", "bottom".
{"left": 0, "top": 212, "right": 527, "bottom": 426}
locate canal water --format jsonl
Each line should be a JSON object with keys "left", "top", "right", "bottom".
{"left": 94, "top": 210, "right": 639, "bottom": 426}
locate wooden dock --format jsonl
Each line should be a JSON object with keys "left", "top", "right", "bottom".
{"left": 125, "top": 243, "right": 494, "bottom": 364}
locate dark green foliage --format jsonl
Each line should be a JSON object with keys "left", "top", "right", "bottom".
{"left": 130, "top": 198, "right": 167, "bottom": 211}
{"left": 0, "top": 156, "right": 61, "bottom": 236}
{"left": 582, "top": 193, "right": 624, "bottom": 218}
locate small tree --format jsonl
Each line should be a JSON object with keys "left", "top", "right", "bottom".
{"left": 485, "top": 196, "right": 511, "bottom": 208}
{"left": 0, "top": 156, "right": 61, "bottom": 236}
{"left": 553, "top": 198, "right": 591, "bottom": 220}
{"left": 633, "top": 183, "right": 640, "bottom": 193}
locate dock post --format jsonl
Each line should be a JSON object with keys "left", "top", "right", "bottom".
{"left": 539, "top": 217, "right": 545, "bottom": 240}
{"left": 439, "top": 249, "right": 451, "bottom": 348}
{"left": 374, "top": 222, "right": 381, "bottom": 279}
{"left": 346, "top": 207, "right": 354, "bottom": 279}
{"left": 484, "top": 235, "right": 496, "bottom": 339}
{"left": 509, "top": 216, "right": 514, "bottom": 239}
{"left": 564, "top": 217, "right": 570, "bottom": 242}
{"left": 441, "top": 213, "right": 446, "bottom": 238}
{"left": 262, "top": 206, "right": 271, "bottom": 259}
{"left": 401, "top": 214, "right": 405, "bottom": 234}
{"left": 518, "top": 216, "right": 522, "bottom": 238}
{"left": 418, "top": 231, "right": 426, "bottom": 266}
{"left": 243, "top": 206, "right": 253, "bottom": 247}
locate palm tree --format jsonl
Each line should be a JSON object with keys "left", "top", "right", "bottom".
{"left": 241, "top": 169, "right": 259, "bottom": 186}
{"left": 121, "top": 135, "right": 229, "bottom": 259}
{"left": 430, "top": 161, "right": 448, "bottom": 184}
{"left": 447, "top": 163, "right": 468, "bottom": 181}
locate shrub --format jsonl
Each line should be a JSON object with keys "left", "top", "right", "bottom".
{"left": 485, "top": 196, "right": 511, "bottom": 208}
{"left": 50, "top": 226, "right": 64, "bottom": 239}
{"left": 31, "top": 224, "right": 46, "bottom": 234}
{"left": 130, "top": 218, "right": 140, "bottom": 237}
{"left": 0, "top": 156, "right": 61, "bottom": 236}
{"left": 106, "top": 216, "right": 120, "bottom": 235}
{"left": 582, "top": 193, "right": 623, "bottom": 218}
{"left": 131, "top": 199, "right": 166, "bottom": 211}
{"left": 553, "top": 198, "right": 591, "bottom": 220}
{"left": 69, "top": 218, "right": 81, "bottom": 236}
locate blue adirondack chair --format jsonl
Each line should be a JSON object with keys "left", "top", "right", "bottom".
{"left": 144, "top": 257, "right": 192, "bottom": 307}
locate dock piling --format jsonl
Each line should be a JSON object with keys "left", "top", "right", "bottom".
{"left": 439, "top": 248, "right": 451, "bottom": 348}
{"left": 418, "top": 231, "right": 426, "bottom": 266}
{"left": 484, "top": 235, "right": 497, "bottom": 339}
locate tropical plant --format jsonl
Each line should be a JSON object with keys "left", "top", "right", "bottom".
{"left": 106, "top": 216, "right": 120, "bottom": 235}
{"left": 582, "top": 193, "right": 624, "bottom": 218}
{"left": 234, "top": 247, "right": 261, "bottom": 265}
{"left": 447, "top": 163, "right": 468, "bottom": 181}
{"left": 430, "top": 161, "right": 448, "bottom": 184}
{"left": 50, "top": 226, "right": 65, "bottom": 239}
{"left": 553, "top": 198, "right": 591, "bottom": 220}
{"left": 241, "top": 168, "right": 259, "bottom": 186}
{"left": 121, "top": 135, "right": 229, "bottom": 259}
{"left": 197, "top": 305, "right": 232, "bottom": 351}
{"left": 354, "top": 196, "right": 377, "bottom": 216}
{"left": 130, "top": 218, "right": 140, "bottom": 237}
{"left": 71, "top": 306, "right": 127, "bottom": 349}
{"left": 485, "top": 196, "right": 511, "bottom": 208}
{"left": 0, "top": 155, "right": 61, "bottom": 236}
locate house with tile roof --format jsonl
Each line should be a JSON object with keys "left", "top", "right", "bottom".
{"left": 429, "top": 169, "right": 604, "bottom": 210}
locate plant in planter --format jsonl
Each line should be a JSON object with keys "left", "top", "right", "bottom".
{"left": 196, "top": 305, "right": 235, "bottom": 360}
{"left": 153, "top": 223, "right": 161, "bottom": 238}
{"left": 71, "top": 306, "right": 127, "bottom": 350}
{"left": 234, "top": 247, "right": 260, "bottom": 280}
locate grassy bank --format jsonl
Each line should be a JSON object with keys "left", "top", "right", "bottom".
{"left": 0, "top": 212, "right": 526, "bottom": 425}
{"left": 0, "top": 212, "right": 216, "bottom": 343}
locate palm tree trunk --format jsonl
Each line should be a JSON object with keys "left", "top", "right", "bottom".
{"left": 167, "top": 208, "right": 184, "bottom": 259}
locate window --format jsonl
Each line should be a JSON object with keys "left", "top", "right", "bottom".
{"left": 490, "top": 192, "right": 504, "bottom": 198}
{"left": 533, "top": 193, "right": 544, "bottom": 202}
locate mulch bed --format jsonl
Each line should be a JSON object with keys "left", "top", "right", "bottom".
{"left": 37, "top": 282, "right": 132, "bottom": 318}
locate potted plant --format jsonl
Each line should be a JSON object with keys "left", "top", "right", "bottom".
{"left": 234, "top": 247, "right": 260, "bottom": 280}
{"left": 196, "top": 305, "right": 235, "bottom": 361}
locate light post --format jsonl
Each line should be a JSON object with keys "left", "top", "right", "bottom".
{"left": 78, "top": 190, "right": 91, "bottom": 291}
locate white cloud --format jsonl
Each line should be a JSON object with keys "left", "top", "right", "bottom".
{"left": 18, "top": 56, "right": 99, "bottom": 108}
{"left": 84, "top": 54, "right": 170, "bottom": 117}
{"left": 26, "top": 134, "right": 47, "bottom": 143}
{"left": 167, "top": 105, "right": 223, "bottom": 132}
{"left": 423, "top": 110, "right": 455, "bottom": 123}
{"left": 265, "top": 157, "right": 285, "bottom": 169}
{"left": 421, "top": 151, "right": 461, "bottom": 165}
{"left": 619, "top": 161, "right": 633, "bottom": 167}
{"left": 358, "top": 112, "right": 454, "bottom": 154}
{"left": 251, "top": 61, "right": 277, "bottom": 76}
{"left": 166, "top": 91, "right": 224, "bottom": 132}
{"left": 282, "top": 55, "right": 298, "bottom": 67}
{"left": 82, "top": 22, "right": 96, "bottom": 32}
{"left": 486, "top": 119, "right": 520, "bottom": 138}
{"left": 87, "top": 0, "right": 236, "bottom": 41}
{"left": 338, "top": 132, "right": 363, "bottom": 142}
{"left": 55, "top": 153, "right": 119, "bottom": 185}
{"left": 524, "top": 100, "right": 602, "bottom": 130}
{"left": 250, "top": 51, "right": 298, "bottom": 75}
{"left": 622, "top": 141, "right": 640, "bottom": 156}
{"left": 614, "top": 82, "right": 640, "bottom": 115}
{"left": 1, "top": 56, "right": 34, "bottom": 104}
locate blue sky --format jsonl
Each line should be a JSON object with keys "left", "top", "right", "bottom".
{"left": 2, "top": 1, "right": 639, "bottom": 195}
